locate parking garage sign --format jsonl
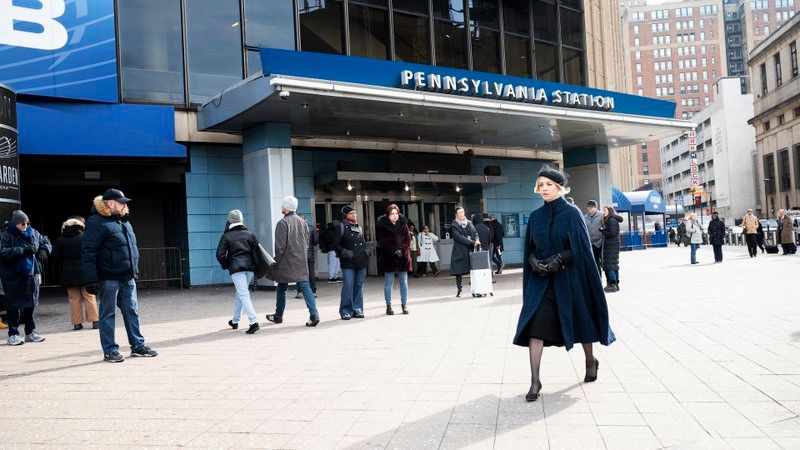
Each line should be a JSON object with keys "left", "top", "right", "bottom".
{"left": 688, "top": 130, "right": 703, "bottom": 196}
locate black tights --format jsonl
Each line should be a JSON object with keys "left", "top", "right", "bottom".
{"left": 6, "top": 307, "right": 35, "bottom": 336}
{"left": 455, "top": 275, "right": 463, "bottom": 290}
{"left": 527, "top": 339, "right": 596, "bottom": 391}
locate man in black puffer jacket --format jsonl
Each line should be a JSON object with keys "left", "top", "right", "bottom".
{"left": 216, "top": 209, "right": 261, "bottom": 334}
{"left": 82, "top": 188, "right": 157, "bottom": 363}
{"left": 53, "top": 216, "right": 98, "bottom": 330}
{"left": 707, "top": 212, "right": 726, "bottom": 263}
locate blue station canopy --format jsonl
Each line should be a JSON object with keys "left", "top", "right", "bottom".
{"left": 612, "top": 189, "right": 666, "bottom": 214}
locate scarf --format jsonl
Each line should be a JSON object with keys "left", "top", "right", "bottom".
{"left": 7, "top": 223, "right": 37, "bottom": 276}
{"left": 455, "top": 216, "right": 469, "bottom": 227}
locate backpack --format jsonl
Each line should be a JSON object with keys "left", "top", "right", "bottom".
{"left": 318, "top": 220, "right": 340, "bottom": 253}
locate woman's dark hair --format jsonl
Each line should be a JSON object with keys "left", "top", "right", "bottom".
{"left": 455, "top": 205, "right": 464, "bottom": 214}
{"left": 386, "top": 203, "right": 399, "bottom": 215}
{"left": 603, "top": 205, "right": 616, "bottom": 222}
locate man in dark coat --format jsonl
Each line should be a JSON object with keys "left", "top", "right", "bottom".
{"left": 489, "top": 214, "right": 505, "bottom": 274}
{"left": 450, "top": 207, "right": 478, "bottom": 297}
{"left": 600, "top": 208, "right": 622, "bottom": 292}
{"left": 52, "top": 216, "right": 98, "bottom": 330}
{"left": 0, "top": 210, "right": 51, "bottom": 346}
{"left": 707, "top": 212, "right": 726, "bottom": 263}
{"left": 677, "top": 221, "right": 688, "bottom": 247}
{"left": 471, "top": 212, "right": 494, "bottom": 253}
{"left": 265, "top": 196, "right": 319, "bottom": 327}
{"left": 82, "top": 189, "right": 157, "bottom": 362}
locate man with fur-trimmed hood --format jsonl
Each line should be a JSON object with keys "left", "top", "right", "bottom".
{"left": 82, "top": 188, "right": 157, "bottom": 363}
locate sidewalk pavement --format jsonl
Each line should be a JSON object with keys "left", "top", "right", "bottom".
{"left": 1, "top": 244, "right": 800, "bottom": 449}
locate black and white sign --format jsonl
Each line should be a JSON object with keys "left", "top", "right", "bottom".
{"left": 0, "top": 84, "right": 21, "bottom": 221}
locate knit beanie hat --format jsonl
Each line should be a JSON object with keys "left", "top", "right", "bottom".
{"left": 11, "top": 210, "right": 28, "bottom": 226}
{"left": 281, "top": 196, "right": 298, "bottom": 212}
{"left": 228, "top": 209, "right": 243, "bottom": 224}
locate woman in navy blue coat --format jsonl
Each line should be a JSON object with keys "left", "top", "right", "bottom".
{"left": 515, "top": 167, "right": 615, "bottom": 402}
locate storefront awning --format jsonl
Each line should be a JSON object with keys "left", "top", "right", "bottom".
{"left": 613, "top": 188, "right": 666, "bottom": 214}
{"left": 198, "top": 49, "right": 693, "bottom": 150}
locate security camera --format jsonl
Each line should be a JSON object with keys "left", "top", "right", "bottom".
{"left": 279, "top": 90, "right": 290, "bottom": 100}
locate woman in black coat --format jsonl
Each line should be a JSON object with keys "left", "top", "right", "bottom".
{"left": 600, "top": 206, "right": 622, "bottom": 293}
{"left": 515, "top": 167, "right": 614, "bottom": 402}
{"left": 52, "top": 216, "right": 98, "bottom": 330}
{"left": 376, "top": 204, "right": 412, "bottom": 315}
{"left": 707, "top": 212, "right": 726, "bottom": 263}
{"left": 0, "top": 210, "right": 52, "bottom": 346}
{"left": 450, "top": 206, "right": 479, "bottom": 297}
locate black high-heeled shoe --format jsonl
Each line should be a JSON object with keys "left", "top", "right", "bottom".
{"left": 456, "top": 287, "right": 462, "bottom": 298}
{"left": 584, "top": 358, "right": 599, "bottom": 383}
{"left": 526, "top": 380, "right": 542, "bottom": 402}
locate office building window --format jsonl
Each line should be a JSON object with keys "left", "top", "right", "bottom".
{"left": 535, "top": 41, "right": 558, "bottom": 82}
{"left": 394, "top": 9, "right": 431, "bottom": 64}
{"left": 562, "top": 47, "right": 584, "bottom": 85}
{"left": 779, "top": 149, "right": 791, "bottom": 191}
{"left": 470, "top": 0, "right": 501, "bottom": 73}
{"left": 434, "top": 0, "right": 468, "bottom": 69}
{"left": 349, "top": 1, "right": 391, "bottom": 60}
{"left": 761, "top": 63, "right": 768, "bottom": 94}
{"left": 779, "top": 114, "right": 786, "bottom": 125}
{"left": 503, "top": 0, "right": 531, "bottom": 77}
{"left": 186, "top": 0, "right": 243, "bottom": 104}
{"left": 299, "top": 0, "right": 345, "bottom": 54}
{"left": 775, "top": 53, "right": 783, "bottom": 86}
{"left": 119, "top": 0, "right": 185, "bottom": 104}
{"left": 244, "top": 0, "right": 296, "bottom": 75}
{"left": 794, "top": 144, "right": 800, "bottom": 187}
{"left": 765, "top": 120, "right": 771, "bottom": 131}
{"left": 764, "top": 153, "right": 776, "bottom": 194}
{"left": 792, "top": 42, "right": 799, "bottom": 77}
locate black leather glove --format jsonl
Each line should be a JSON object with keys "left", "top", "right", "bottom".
{"left": 394, "top": 249, "right": 402, "bottom": 257}
{"left": 540, "top": 254, "right": 564, "bottom": 275}
{"left": 528, "top": 255, "right": 550, "bottom": 276}
{"left": 23, "top": 245, "right": 36, "bottom": 255}
{"left": 86, "top": 283, "right": 99, "bottom": 295}
{"left": 36, "top": 249, "right": 48, "bottom": 263}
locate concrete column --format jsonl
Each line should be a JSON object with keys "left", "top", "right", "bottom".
{"left": 563, "top": 145, "right": 613, "bottom": 210}
{"left": 242, "top": 123, "right": 294, "bottom": 285}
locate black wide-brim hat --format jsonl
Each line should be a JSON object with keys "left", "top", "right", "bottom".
{"left": 536, "top": 166, "right": 567, "bottom": 187}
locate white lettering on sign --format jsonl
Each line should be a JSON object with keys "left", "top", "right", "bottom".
{"left": 399, "top": 69, "right": 615, "bottom": 112}
{"left": 0, "top": 0, "right": 68, "bottom": 50}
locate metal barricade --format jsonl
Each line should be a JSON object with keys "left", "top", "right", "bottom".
{"left": 40, "top": 247, "right": 184, "bottom": 289}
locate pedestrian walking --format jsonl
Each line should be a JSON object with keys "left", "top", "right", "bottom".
{"left": 265, "top": 196, "right": 320, "bottom": 327}
{"left": 0, "top": 210, "right": 51, "bottom": 346}
{"left": 778, "top": 209, "right": 797, "bottom": 255}
{"left": 377, "top": 204, "right": 412, "bottom": 315}
{"left": 216, "top": 209, "right": 261, "bottom": 334}
{"left": 584, "top": 200, "right": 603, "bottom": 273}
{"left": 333, "top": 205, "right": 370, "bottom": 319}
{"left": 677, "top": 220, "right": 687, "bottom": 247}
{"left": 472, "top": 212, "right": 494, "bottom": 255}
{"left": 450, "top": 206, "right": 479, "bottom": 298}
{"left": 296, "top": 216, "right": 319, "bottom": 298}
{"left": 489, "top": 214, "right": 505, "bottom": 274}
{"left": 515, "top": 166, "right": 614, "bottom": 402}
{"left": 668, "top": 227, "right": 676, "bottom": 245}
{"left": 81, "top": 189, "right": 157, "bottom": 362}
{"left": 600, "top": 206, "right": 622, "bottom": 292}
{"left": 742, "top": 209, "right": 759, "bottom": 257}
{"left": 685, "top": 213, "right": 703, "bottom": 264}
{"left": 708, "top": 212, "right": 726, "bottom": 263}
{"left": 408, "top": 222, "right": 420, "bottom": 278}
{"left": 417, "top": 225, "right": 440, "bottom": 276}
{"left": 52, "top": 216, "right": 98, "bottom": 330}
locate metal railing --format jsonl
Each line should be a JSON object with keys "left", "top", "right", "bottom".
{"left": 41, "top": 247, "right": 184, "bottom": 289}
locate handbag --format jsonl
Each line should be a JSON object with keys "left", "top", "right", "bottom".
{"left": 253, "top": 242, "right": 275, "bottom": 279}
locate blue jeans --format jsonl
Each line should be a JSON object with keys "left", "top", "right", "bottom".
{"left": 98, "top": 279, "right": 145, "bottom": 354}
{"left": 231, "top": 271, "right": 257, "bottom": 325}
{"left": 492, "top": 246, "right": 504, "bottom": 268}
{"left": 327, "top": 252, "right": 340, "bottom": 279}
{"left": 340, "top": 267, "right": 366, "bottom": 317}
{"left": 276, "top": 281, "right": 318, "bottom": 318}
{"left": 690, "top": 244, "right": 699, "bottom": 263}
{"left": 384, "top": 271, "right": 408, "bottom": 306}
{"left": 606, "top": 270, "right": 619, "bottom": 282}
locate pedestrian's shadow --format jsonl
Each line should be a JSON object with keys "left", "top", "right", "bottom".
{"left": 339, "top": 384, "right": 583, "bottom": 449}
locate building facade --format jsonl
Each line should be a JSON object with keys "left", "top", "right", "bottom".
{"left": 749, "top": 11, "right": 800, "bottom": 217}
{"left": 660, "top": 77, "right": 756, "bottom": 224}
{"left": 0, "top": 0, "right": 688, "bottom": 286}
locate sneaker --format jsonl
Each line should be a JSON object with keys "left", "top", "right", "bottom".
{"left": 130, "top": 346, "right": 158, "bottom": 357}
{"left": 74, "top": 324, "right": 83, "bottom": 331}
{"left": 265, "top": 314, "right": 283, "bottom": 324}
{"left": 386, "top": 306, "right": 395, "bottom": 316}
{"left": 228, "top": 320, "right": 238, "bottom": 330}
{"left": 328, "top": 278, "right": 336, "bottom": 283}
{"left": 306, "top": 316, "right": 320, "bottom": 327}
{"left": 7, "top": 334, "right": 23, "bottom": 346}
{"left": 353, "top": 312, "right": 365, "bottom": 319}
{"left": 341, "top": 314, "right": 351, "bottom": 320}
{"left": 294, "top": 292, "right": 303, "bottom": 299}
{"left": 25, "top": 331, "right": 45, "bottom": 343}
{"left": 104, "top": 351, "right": 124, "bottom": 362}
{"left": 92, "top": 321, "right": 100, "bottom": 329}
{"left": 246, "top": 323, "right": 260, "bottom": 334}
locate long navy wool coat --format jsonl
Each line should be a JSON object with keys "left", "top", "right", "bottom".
{"left": 514, "top": 197, "right": 616, "bottom": 350}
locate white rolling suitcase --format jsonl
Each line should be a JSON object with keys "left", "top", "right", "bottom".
{"left": 469, "top": 248, "right": 494, "bottom": 297}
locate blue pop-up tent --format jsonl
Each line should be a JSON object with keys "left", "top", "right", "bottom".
{"left": 611, "top": 188, "right": 667, "bottom": 249}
